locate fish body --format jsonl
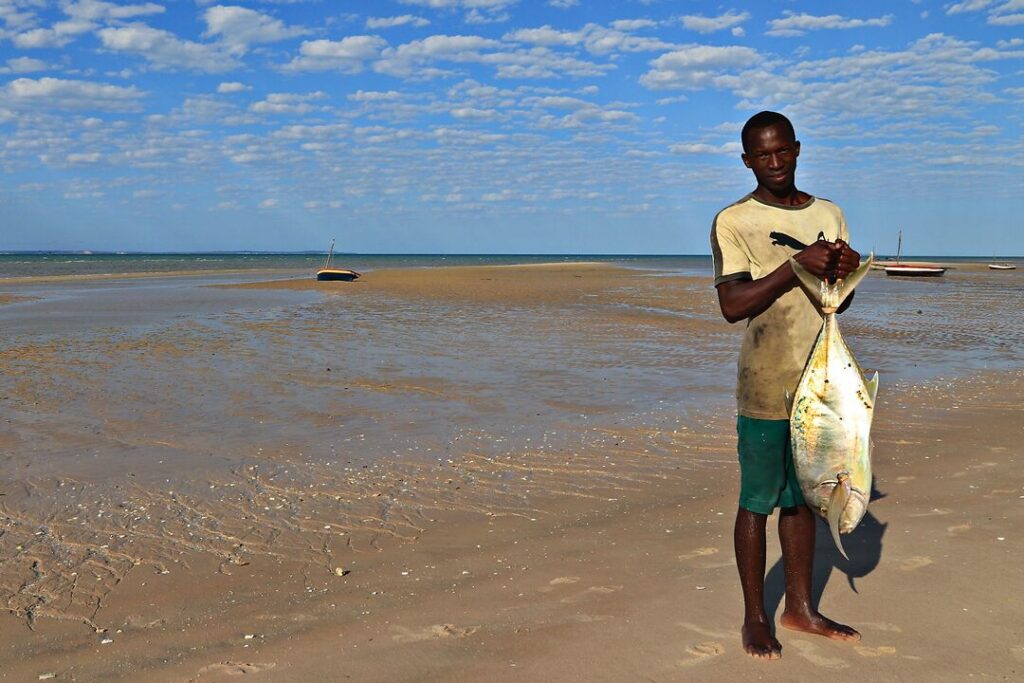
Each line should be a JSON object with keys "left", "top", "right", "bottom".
{"left": 788, "top": 255, "right": 876, "bottom": 559}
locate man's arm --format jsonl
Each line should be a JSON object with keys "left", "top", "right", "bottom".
{"left": 715, "top": 240, "right": 855, "bottom": 324}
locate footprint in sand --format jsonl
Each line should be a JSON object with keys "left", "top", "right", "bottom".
{"left": 537, "top": 576, "right": 580, "bottom": 593}
{"left": 677, "top": 622, "right": 731, "bottom": 640}
{"left": 857, "top": 622, "right": 903, "bottom": 633}
{"left": 947, "top": 523, "right": 971, "bottom": 534}
{"left": 392, "top": 624, "right": 478, "bottom": 643}
{"left": 197, "top": 662, "right": 277, "bottom": 676}
{"left": 678, "top": 641, "right": 725, "bottom": 666}
{"left": 789, "top": 640, "right": 850, "bottom": 669}
{"left": 560, "top": 585, "right": 622, "bottom": 604}
{"left": 677, "top": 547, "right": 719, "bottom": 561}
{"left": 908, "top": 508, "right": 952, "bottom": 517}
{"left": 855, "top": 645, "right": 897, "bottom": 658}
{"left": 899, "top": 556, "right": 933, "bottom": 571}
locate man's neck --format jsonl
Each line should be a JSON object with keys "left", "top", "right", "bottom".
{"left": 753, "top": 186, "right": 811, "bottom": 207}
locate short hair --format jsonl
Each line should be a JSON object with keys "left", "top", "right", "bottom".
{"left": 741, "top": 111, "right": 796, "bottom": 152}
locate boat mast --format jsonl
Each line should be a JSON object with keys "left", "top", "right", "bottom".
{"left": 323, "top": 238, "right": 335, "bottom": 270}
{"left": 895, "top": 229, "right": 902, "bottom": 264}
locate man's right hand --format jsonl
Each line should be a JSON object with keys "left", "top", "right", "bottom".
{"left": 792, "top": 240, "right": 842, "bottom": 281}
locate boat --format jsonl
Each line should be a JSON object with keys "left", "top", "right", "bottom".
{"left": 883, "top": 230, "right": 946, "bottom": 277}
{"left": 316, "top": 239, "right": 360, "bottom": 281}
{"left": 988, "top": 263, "right": 1016, "bottom": 270}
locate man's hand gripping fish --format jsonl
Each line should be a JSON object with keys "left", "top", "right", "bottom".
{"left": 788, "top": 250, "right": 876, "bottom": 560}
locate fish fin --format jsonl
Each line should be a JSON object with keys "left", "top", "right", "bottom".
{"left": 789, "top": 256, "right": 825, "bottom": 305}
{"left": 828, "top": 479, "right": 851, "bottom": 561}
{"left": 789, "top": 252, "right": 875, "bottom": 309}
{"left": 847, "top": 574, "right": 858, "bottom": 594}
{"left": 834, "top": 253, "right": 874, "bottom": 307}
{"left": 866, "top": 371, "right": 879, "bottom": 403}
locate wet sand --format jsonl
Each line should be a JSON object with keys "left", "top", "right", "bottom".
{"left": 1, "top": 263, "right": 1022, "bottom": 681}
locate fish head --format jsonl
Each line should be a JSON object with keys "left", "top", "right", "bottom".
{"left": 839, "top": 487, "right": 869, "bottom": 533}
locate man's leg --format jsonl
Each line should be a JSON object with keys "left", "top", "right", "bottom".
{"left": 777, "top": 504, "right": 860, "bottom": 641}
{"left": 735, "top": 506, "right": 782, "bottom": 659}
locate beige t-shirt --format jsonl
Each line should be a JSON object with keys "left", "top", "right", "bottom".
{"left": 710, "top": 194, "right": 849, "bottom": 419}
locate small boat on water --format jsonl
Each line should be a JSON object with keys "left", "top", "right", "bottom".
{"left": 883, "top": 230, "right": 946, "bottom": 277}
{"left": 316, "top": 239, "right": 360, "bottom": 282}
{"left": 989, "top": 263, "right": 1016, "bottom": 270}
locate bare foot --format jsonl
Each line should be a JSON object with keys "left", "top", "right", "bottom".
{"left": 780, "top": 610, "right": 860, "bottom": 642}
{"left": 742, "top": 621, "right": 782, "bottom": 660}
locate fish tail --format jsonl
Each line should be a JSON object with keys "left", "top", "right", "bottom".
{"left": 790, "top": 253, "right": 874, "bottom": 310}
{"left": 827, "top": 476, "right": 852, "bottom": 560}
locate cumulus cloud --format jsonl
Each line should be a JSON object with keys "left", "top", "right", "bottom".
{"left": 98, "top": 24, "right": 239, "bottom": 72}
{"left": 0, "top": 56, "right": 48, "bottom": 73}
{"left": 669, "top": 141, "right": 742, "bottom": 154}
{"left": 640, "top": 45, "right": 760, "bottom": 90}
{"left": 217, "top": 81, "right": 251, "bottom": 93}
{"left": 767, "top": 12, "right": 894, "bottom": 37}
{"left": 250, "top": 91, "right": 327, "bottom": 115}
{"left": 366, "top": 15, "right": 430, "bottom": 29}
{"left": 11, "top": 0, "right": 164, "bottom": 49}
{"left": 680, "top": 11, "right": 749, "bottom": 34}
{"left": 0, "top": 76, "right": 146, "bottom": 111}
{"left": 282, "top": 35, "right": 387, "bottom": 72}
{"left": 203, "top": 5, "right": 308, "bottom": 55}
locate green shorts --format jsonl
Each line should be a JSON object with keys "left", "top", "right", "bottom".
{"left": 736, "top": 416, "right": 805, "bottom": 514}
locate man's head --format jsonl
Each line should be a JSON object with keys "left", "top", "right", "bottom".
{"left": 740, "top": 111, "right": 800, "bottom": 199}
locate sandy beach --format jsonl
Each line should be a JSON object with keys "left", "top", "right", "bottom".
{"left": 1, "top": 262, "right": 1022, "bottom": 681}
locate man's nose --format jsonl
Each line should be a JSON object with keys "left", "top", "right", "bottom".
{"left": 767, "top": 153, "right": 783, "bottom": 169}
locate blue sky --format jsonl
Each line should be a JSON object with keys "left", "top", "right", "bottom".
{"left": 1, "top": 1, "right": 1022, "bottom": 255}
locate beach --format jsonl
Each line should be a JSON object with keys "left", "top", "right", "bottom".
{"left": 0, "top": 260, "right": 1022, "bottom": 681}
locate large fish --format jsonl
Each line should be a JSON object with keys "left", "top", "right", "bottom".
{"left": 787, "top": 253, "right": 876, "bottom": 560}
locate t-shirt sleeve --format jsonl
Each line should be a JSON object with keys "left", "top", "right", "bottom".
{"left": 838, "top": 208, "right": 850, "bottom": 243}
{"left": 710, "top": 213, "right": 751, "bottom": 286}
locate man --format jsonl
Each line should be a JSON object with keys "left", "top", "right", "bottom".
{"left": 710, "top": 111, "right": 862, "bottom": 660}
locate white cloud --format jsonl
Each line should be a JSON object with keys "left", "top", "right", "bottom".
{"left": 98, "top": 24, "right": 239, "bottom": 72}
{"left": 282, "top": 35, "right": 387, "bottom": 72}
{"left": 548, "top": 0, "right": 578, "bottom": 7}
{"left": 217, "top": 81, "right": 251, "bottom": 93}
{"left": 250, "top": 91, "right": 327, "bottom": 115}
{"left": 669, "top": 141, "right": 742, "bottom": 154}
{"left": 1, "top": 56, "right": 47, "bottom": 72}
{"left": 680, "top": 11, "right": 749, "bottom": 34}
{"left": 348, "top": 90, "right": 403, "bottom": 101}
{"left": 946, "top": 0, "right": 994, "bottom": 14}
{"left": 0, "top": 76, "right": 146, "bottom": 111}
{"left": 258, "top": 198, "right": 279, "bottom": 209}
{"left": 504, "top": 25, "right": 581, "bottom": 46}
{"left": 66, "top": 152, "right": 102, "bottom": 164}
{"left": 11, "top": 0, "right": 164, "bottom": 49}
{"left": 366, "top": 15, "right": 430, "bottom": 29}
{"left": 203, "top": 5, "right": 308, "bottom": 55}
{"left": 767, "top": 12, "right": 894, "bottom": 37}
{"left": 640, "top": 45, "right": 760, "bottom": 90}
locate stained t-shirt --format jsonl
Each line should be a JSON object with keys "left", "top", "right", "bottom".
{"left": 710, "top": 194, "right": 849, "bottom": 419}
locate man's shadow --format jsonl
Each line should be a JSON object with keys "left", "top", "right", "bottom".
{"left": 765, "top": 485, "right": 887, "bottom": 617}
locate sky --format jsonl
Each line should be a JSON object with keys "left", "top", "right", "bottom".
{"left": 1, "top": 1, "right": 1022, "bottom": 255}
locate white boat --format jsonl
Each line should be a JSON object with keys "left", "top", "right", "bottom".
{"left": 316, "top": 239, "right": 360, "bottom": 281}
{"left": 883, "top": 230, "right": 946, "bottom": 277}
{"left": 988, "top": 263, "right": 1016, "bottom": 270}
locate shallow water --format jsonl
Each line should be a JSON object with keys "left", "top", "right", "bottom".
{"left": 0, "top": 261, "right": 1021, "bottom": 627}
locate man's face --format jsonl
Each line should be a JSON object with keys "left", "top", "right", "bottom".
{"left": 741, "top": 124, "right": 800, "bottom": 196}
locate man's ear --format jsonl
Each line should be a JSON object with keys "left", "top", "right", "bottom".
{"left": 794, "top": 140, "right": 801, "bottom": 158}
{"left": 741, "top": 153, "right": 751, "bottom": 169}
